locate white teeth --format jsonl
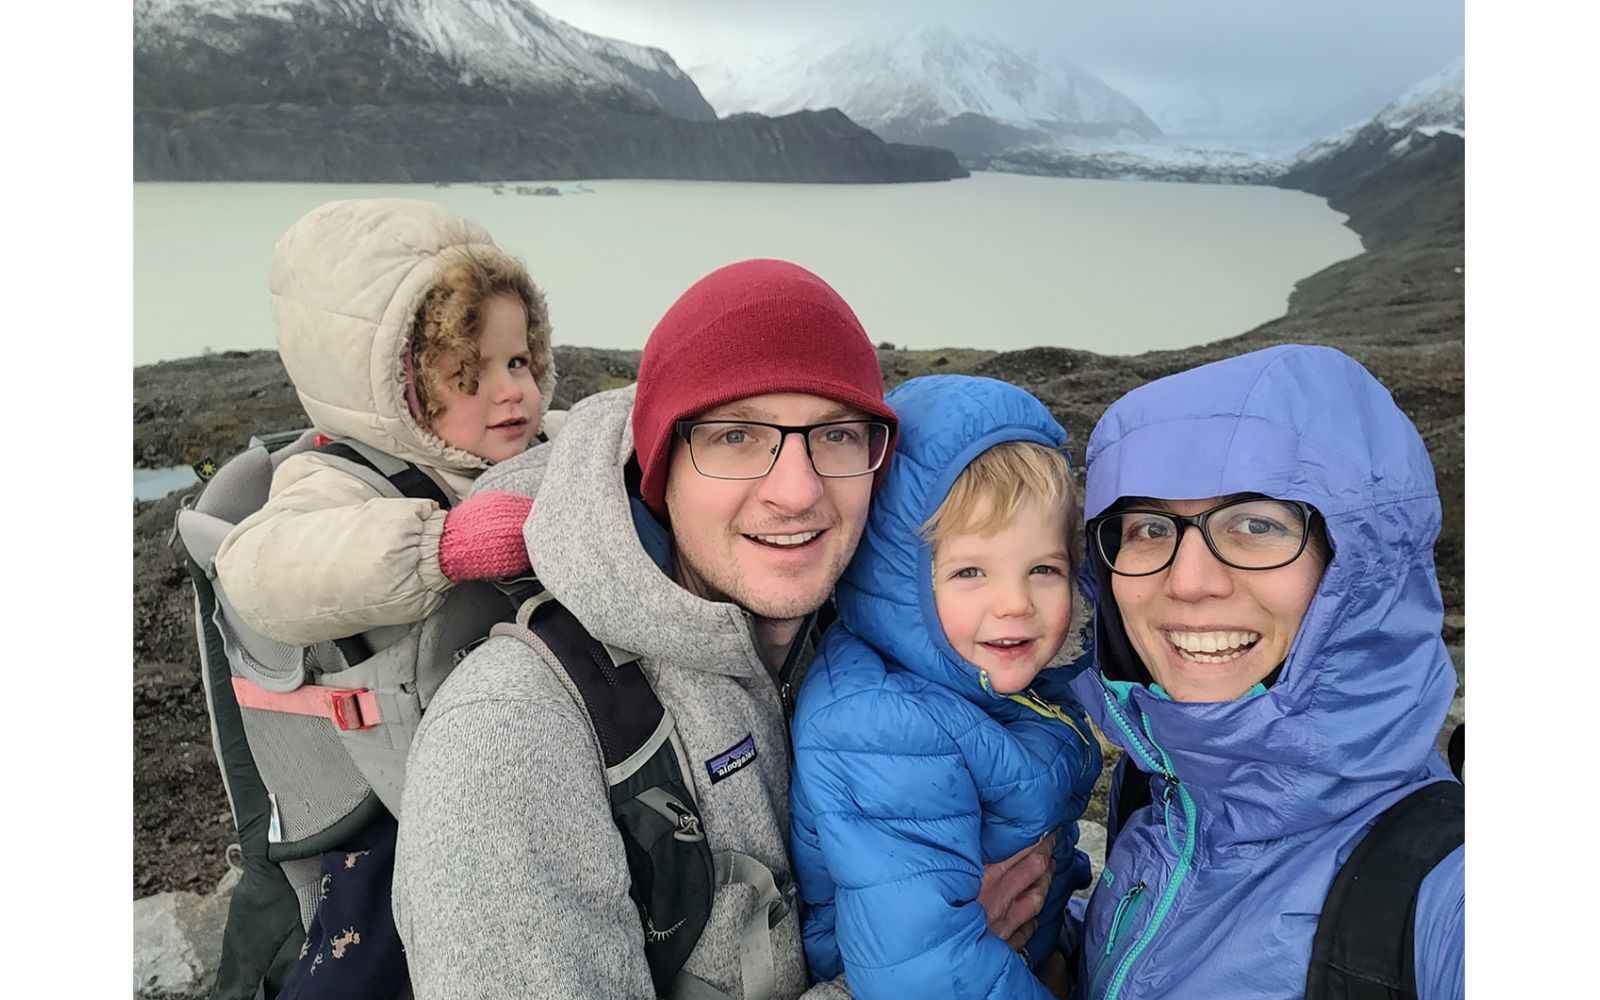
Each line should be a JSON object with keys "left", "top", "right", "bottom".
{"left": 1166, "top": 630, "right": 1261, "bottom": 659}
{"left": 751, "top": 531, "right": 820, "bottom": 547}
{"left": 985, "top": 639, "right": 1026, "bottom": 647}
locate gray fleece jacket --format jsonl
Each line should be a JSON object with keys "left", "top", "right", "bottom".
{"left": 394, "top": 385, "right": 850, "bottom": 1000}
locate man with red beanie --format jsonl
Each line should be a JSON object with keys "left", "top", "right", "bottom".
{"left": 395, "top": 260, "right": 1053, "bottom": 999}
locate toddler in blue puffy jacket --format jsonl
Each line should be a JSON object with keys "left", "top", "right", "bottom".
{"left": 790, "top": 375, "right": 1102, "bottom": 1000}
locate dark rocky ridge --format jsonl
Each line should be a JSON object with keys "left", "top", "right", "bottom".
{"left": 135, "top": 104, "right": 966, "bottom": 184}
{"left": 133, "top": 140, "right": 1463, "bottom": 896}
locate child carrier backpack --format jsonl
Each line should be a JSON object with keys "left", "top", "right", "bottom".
{"left": 175, "top": 429, "right": 537, "bottom": 1000}
{"left": 1107, "top": 744, "right": 1465, "bottom": 1000}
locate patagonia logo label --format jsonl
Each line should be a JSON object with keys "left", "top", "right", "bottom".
{"left": 706, "top": 733, "right": 757, "bottom": 784}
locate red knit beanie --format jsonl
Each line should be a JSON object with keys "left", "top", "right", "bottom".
{"left": 633, "top": 259, "right": 898, "bottom": 516}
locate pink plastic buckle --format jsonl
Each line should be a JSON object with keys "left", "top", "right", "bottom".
{"left": 231, "top": 677, "right": 382, "bottom": 731}
{"left": 329, "top": 689, "right": 376, "bottom": 731}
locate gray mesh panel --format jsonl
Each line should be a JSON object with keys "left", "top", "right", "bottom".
{"left": 279, "top": 856, "right": 325, "bottom": 933}
{"left": 213, "top": 596, "right": 306, "bottom": 691}
{"left": 303, "top": 640, "right": 347, "bottom": 675}
{"left": 240, "top": 707, "right": 371, "bottom": 844}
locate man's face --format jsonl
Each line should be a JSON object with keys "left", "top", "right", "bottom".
{"left": 664, "top": 392, "right": 875, "bottom": 622}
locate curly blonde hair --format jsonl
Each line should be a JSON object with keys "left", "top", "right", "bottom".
{"left": 921, "top": 441, "right": 1083, "bottom": 573}
{"left": 408, "top": 249, "right": 551, "bottom": 425}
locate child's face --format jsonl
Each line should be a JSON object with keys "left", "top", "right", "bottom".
{"left": 428, "top": 294, "right": 542, "bottom": 463}
{"left": 932, "top": 498, "right": 1073, "bottom": 695}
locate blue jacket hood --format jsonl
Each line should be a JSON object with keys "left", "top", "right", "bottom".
{"left": 1072, "top": 344, "right": 1456, "bottom": 842}
{"left": 834, "top": 374, "right": 1073, "bottom": 703}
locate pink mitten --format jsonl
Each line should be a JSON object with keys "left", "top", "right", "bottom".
{"left": 439, "top": 492, "right": 535, "bottom": 582}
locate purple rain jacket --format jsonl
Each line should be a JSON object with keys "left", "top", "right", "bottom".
{"left": 1069, "top": 345, "right": 1464, "bottom": 1000}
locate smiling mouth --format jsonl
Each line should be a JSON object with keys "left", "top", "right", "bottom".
{"left": 744, "top": 530, "right": 823, "bottom": 549}
{"left": 490, "top": 417, "right": 528, "bottom": 430}
{"left": 979, "top": 637, "right": 1038, "bottom": 656}
{"left": 1165, "top": 630, "right": 1261, "bottom": 664}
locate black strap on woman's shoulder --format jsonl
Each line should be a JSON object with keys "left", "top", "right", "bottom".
{"left": 1305, "top": 780, "right": 1464, "bottom": 1000}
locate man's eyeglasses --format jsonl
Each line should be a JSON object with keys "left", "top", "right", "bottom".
{"left": 674, "top": 419, "right": 895, "bottom": 480}
{"left": 1088, "top": 496, "right": 1316, "bottom": 577}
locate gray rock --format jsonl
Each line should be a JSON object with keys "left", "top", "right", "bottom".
{"left": 133, "top": 867, "right": 239, "bottom": 999}
{"left": 1074, "top": 820, "right": 1108, "bottom": 900}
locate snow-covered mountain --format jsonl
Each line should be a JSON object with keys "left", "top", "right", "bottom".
{"left": 1279, "top": 57, "right": 1463, "bottom": 203}
{"left": 134, "top": 0, "right": 715, "bottom": 119}
{"left": 691, "top": 25, "right": 1160, "bottom": 158}
{"left": 1294, "top": 57, "right": 1464, "bottom": 166}
{"left": 1374, "top": 56, "right": 1465, "bottom": 135}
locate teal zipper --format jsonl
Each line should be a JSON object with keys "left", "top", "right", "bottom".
{"left": 1086, "top": 880, "right": 1147, "bottom": 997}
{"left": 1098, "top": 688, "right": 1199, "bottom": 1000}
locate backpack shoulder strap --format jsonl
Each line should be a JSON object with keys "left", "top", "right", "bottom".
{"left": 308, "top": 439, "right": 455, "bottom": 666}
{"left": 1306, "top": 780, "right": 1465, "bottom": 1000}
{"left": 1446, "top": 724, "right": 1464, "bottom": 782}
{"left": 493, "top": 598, "right": 715, "bottom": 997}
{"left": 311, "top": 439, "right": 454, "bottom": 510}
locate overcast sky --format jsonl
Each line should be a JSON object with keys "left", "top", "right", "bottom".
{"left": 537, "top": 0, "right": 1464, "bottom": 144}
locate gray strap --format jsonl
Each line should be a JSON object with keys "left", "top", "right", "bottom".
{"left": 718, "top": 851, "right": 788, "bottom": 1000}
{"left": 667, "top": 969, "right": 735, "bottom": 1000}
{"left": 661, "top": 852, "right": 789, "bottom": 1000}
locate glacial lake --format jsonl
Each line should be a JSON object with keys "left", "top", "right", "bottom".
{"left": 133, "top": 171, "right": 1361, "bottom": 366}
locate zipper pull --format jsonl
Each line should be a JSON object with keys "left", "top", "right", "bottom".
{"left": 1104, "top": 880, "right": 1147, "bottom": 955}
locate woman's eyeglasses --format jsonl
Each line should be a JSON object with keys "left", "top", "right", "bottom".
{"left": 1089, "top": 497, "right": 1316, "bottom": 577}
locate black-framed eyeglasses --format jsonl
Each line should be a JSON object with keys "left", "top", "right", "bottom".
{"left": 1088, "top": 496, "right": 1316, "bottom": 577}
{"left": 674, "top": 418, "right": 894, "bottom": 480}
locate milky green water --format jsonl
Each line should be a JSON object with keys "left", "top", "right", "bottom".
{"left": 133, "top": 171, "right": 1360, "bottom": 365}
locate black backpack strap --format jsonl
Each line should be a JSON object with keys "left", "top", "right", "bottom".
{"left": 1306, "top": 781, "right": 1465, "bottom": 1000}
{"left": 311, "top": 440, "right": 454, "bottom": 666}
{"left": 1446, "top": 724, "right": 1464, "bottom": 782}
{"left": 312, "top": 440, "right": 453, "bottom": 511}
{"left": 516, "top": 598, "right": 715, "bottom": 996}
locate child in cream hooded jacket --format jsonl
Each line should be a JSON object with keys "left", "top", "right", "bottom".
{"left": 216, "top": 198, "right": 560, "bottom": 647}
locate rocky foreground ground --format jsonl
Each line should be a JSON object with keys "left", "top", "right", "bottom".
{"left": 134, "top": 143, "right": 1464, "bottom": 902}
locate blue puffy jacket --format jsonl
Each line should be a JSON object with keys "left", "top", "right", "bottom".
{"left": 1069, "top": 345, "right": 1464, "bottom": 1000}
{"left": 791, "top": 375, "right": 1102, "bottom": 1000}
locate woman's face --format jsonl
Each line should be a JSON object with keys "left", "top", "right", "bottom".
{"left": 1109, "top": 495, "right": 1327, "bottom": 702}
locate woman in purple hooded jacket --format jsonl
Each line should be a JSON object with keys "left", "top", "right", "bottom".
{"left": 1069, "top": 345, "right": 1464, "bottom": 999}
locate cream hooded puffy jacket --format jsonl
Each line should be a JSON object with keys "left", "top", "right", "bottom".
{"left": 215, "top": 199, "right": 557, "bottom": 646}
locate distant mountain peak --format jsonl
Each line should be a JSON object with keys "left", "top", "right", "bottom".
{"left": 135, "top": 0, "right": 715, "bottom": 119}
{"left": 1375, "top": 56, "right": 1464, "bottom": 134}
{"left": 1284, "top": 57, "right": 1465, "bottom": 200}
{"left": 691, "top": 24, "right": 1160, "bottom": 157}
{"left": 1295, "top": 58, "right": 1465, "bottom": 166}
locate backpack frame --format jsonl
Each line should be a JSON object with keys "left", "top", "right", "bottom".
{"left": 177, "top": 430, "right": 534, "bottom": 999}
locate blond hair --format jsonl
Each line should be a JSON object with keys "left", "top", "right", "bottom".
{"left": 922, "top": 441, "right": 1082, "bottom": 570}
{"left": 409, "top": 248, "right": 551, "bottom": 424}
